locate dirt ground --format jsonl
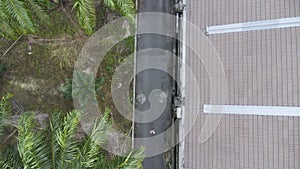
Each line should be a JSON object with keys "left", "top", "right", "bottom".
{"left": 0, "top": 40, "right": 74, "bottom": 112}
{"left": 0, "top": 5, "right": 133, "bottom": 132}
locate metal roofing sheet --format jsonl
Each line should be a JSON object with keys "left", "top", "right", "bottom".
{"left": 184, "top": 0, "right": 300, "bottom": 168}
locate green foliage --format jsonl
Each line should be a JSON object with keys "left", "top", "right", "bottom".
{"left": 72, "top": 0, "right": 135, "bottom": 35}
{"left": 0, "top": 93, "right": 13, "bottom": 138}
{"left": 1, "top": 109, "right": 144, "bottom": 169}
{"left": 0, "top": 144, "right": 23, "bottom": 169}
{"left": 48, "top": 111, "right": 62, "bottom": 169}
{"left": 94, "top": 148, "right": 144, "bottom": 169}
{"left": 0, "top": 95, "right": 143, "bottom": 169}
{"left": 95, "top": 76, "right": 106, "bottom": 91}
{"left": 59, "top": 78, "right": 73, "bottom": 99}
{"left": 72, "top": 0, "right": 96, "bottom": 35}
{"left": 59, "top": 74, "right": 105, "bottom": 101}
{"left": 26, "top": 0, "right": 50, "bottom": 25}
{"left": 17, "top": 111, "right": 80, "bottom": 169}
{"left": 124, "top": 36, "right": 135, "bottom": 53}
{"left": 0, "top": 64, "right": 8, "bottom": 84}
{"left": 116, "top": 148, "right": 144, "bottom": 169}
{"left": 0, "top": 0, "right": 135, "bottom": 37}
{"left": 0, "top": 64, "right": 8, "bottom": 77}
{"left": 0, "top": 0, "right": 49, "bottom": 39}
{"left": 103, "top": 0, "right": 135, "bottom": 16}
{"left": 17, "top": 112, "right": 51, "bottom": 169}
{"left": 55, "top": 110, "right": 79, "bottom": 168}
{"left": 77, "top": 108, "right": 110, "bottom": 168}
{"left": 72, "top": 71, "right": 98, "bottom": 106}
{"left": 35, "top": 9, "right": 77, "bottom": 38}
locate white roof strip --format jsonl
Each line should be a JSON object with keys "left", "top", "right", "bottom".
{"left": 203, "top": 105, "right": 300, "bottom": 117}
{"left": 206, "top": 17, "right": 300, "bottom": 35}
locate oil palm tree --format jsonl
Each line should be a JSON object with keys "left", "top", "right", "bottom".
{"left": 0, "top": 0, "right": 135, "bottom": 38}
{"left": 72, "top": 0, "right": 135, "bottom": 35}
{"left": 0, "top": 93, "right": 13, "bottom": 139}
{"left": 0, "top": 0, "right": 50, "bottom": 38}
{"left": 16, "top": 110, "right": 143, "bottom": 169}
{"left": 0, "top": 94, "right": 143, "bottom": 169}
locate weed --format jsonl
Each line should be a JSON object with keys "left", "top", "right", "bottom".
{"left": 0, "top": 64, "right": 8, "bottom": 77}
{"left": 0, "top": 64, "right": 8, "bottom": 84}
{"left": 47, "top": 39, "right": 85, "bottom": 69}
{"left": 59, "top": 78, "right": 73, "bottom": 99}
{"left": 59, "top": 76, "right": 106, "bottom": 100}
{"left": 35, "top": 9, "right": 78, "bottom": 38}
{"left": 95, "top": 76, "right": 106, "bottom": 91}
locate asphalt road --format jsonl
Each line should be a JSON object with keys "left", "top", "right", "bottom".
{"left": 134, "top": 0, "right": 175, "bottom": 168}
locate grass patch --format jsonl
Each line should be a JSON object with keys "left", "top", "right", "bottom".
{"left": 0, "top": 64, "right": 8, "bottom": 82}
{"left": 47, "top": 39, "right": 85, "bottom": 69}
{"left": 0, "top": 41, "right": 74, "bottom": 113}
{"left": 35, "top": 8, "right": 79, "bottom": 38}
{"left": 96, "top": 36, "right": 135, "bottom": 132}
{"left": 59, "top": 76, "right": 106, "bottom": 100}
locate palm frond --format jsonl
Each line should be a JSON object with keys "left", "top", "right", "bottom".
{"left": 0, "top": 24, "right": 15, "bottom": 39}
{"left": 90, "top": 108, "right": 111, "bottom": 145}
{"left": 25, "top": 0, "right": 50, "bottom": 25}
{"left": 116, "top": 148, "right": 144, "bottom": 169}
{"left": 0, "top": 4, "right": 16, "bottom": 38}
{"left": 4, "top": 108, "right": 143, "bottom": 169}
{"left": 55, "top": 110, "right": 80, "bottom": 168}
{"left": 93, "top": 154, "right": 121, "bottom": 169}
{"left": 93, "top": 148, "right": 144, "bottom": 169}
{"left": 49, "top": 111, "right": 64, "bottom": 169}
{"left": 102, "top": 0, "right": 135, "bottom": 15}
{"left": 78, "top": 108, "right": 111, "bottom": 168}
{"left": 17, "top": 112, "right": 51, "bottom": 169}
{"left": 103, "top": 0, "right": 116, "bottom": 9}
{"left": 0, "top": 144, "right": 23, "bottom": 169}
{"left": 72, "top": 0, "right": 96, "bottom": 35}
{"left": 115, "top": 0, "right": 135, "bottom": 15}
{"left": 4, "top": 0, "right": 36, "bottom": 34}
{"left": 0, "top": 93, "right": 13, "bottom": 138}
{"left": 0, "top": 0, "right": 50, "bottom": 39}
